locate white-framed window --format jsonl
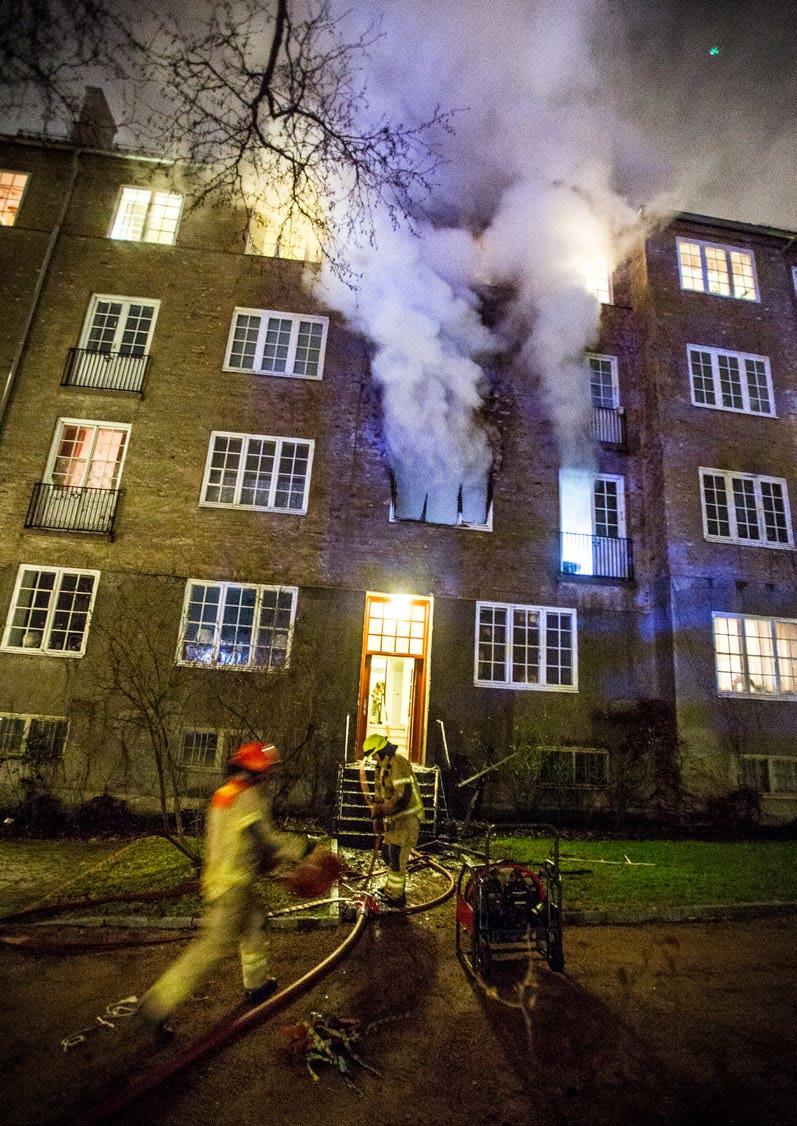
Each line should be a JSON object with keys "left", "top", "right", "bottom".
{"left": 1, "top": 566, "right": 99, "bottom": 656}
{"left": 224, "top": 308, "right": 329, "bottom": 379}
{"left": 200, "top": 431, "right": 314, "bottom": 515}
{"left": 587, "top": 354, "right": 620, "bottom": 410}
{"left": 177, "top": 581, "right": 297, "bottom": 670}
{"left": 0, "top": 171, "right": 29, "bottom": 226}
{"left": 740, "top": 756, "right": 797, "bottom": 795}
{"left": 699, "top": 469, "right": 792, "bottom": 547}
{"left": 676, "top": 237, "right": 759, "bottom": 300}
{"left": 713, "top": 614, "right": 797, "bottom": 698}
{"left": 109, "top": 186, "right": 183, "bottom": 245}
{"left": 182, "top": 729, "right": 224, "bottom": 769}
{"left": 583, "top": 263, "right": 613, "bottom": 305}
{"left": 80, "top": 294, "right": 159, "bottom": 357}
{"left": 44, "top": 419, "right": 130, "bottom": 491}
{"left": 559, "top": 470, "right": 630, "bottom": 577}
{"left": 687, "top": 346, "right": 774, "bottom": 416}
{"left": 0, "top": 713, "right": 68, "bottom": 758}
{"left": 475, "top": 602, "right": 577, "bottom": 691}
{"left": 534, "top": 746, "right": 609, "bottom": 786}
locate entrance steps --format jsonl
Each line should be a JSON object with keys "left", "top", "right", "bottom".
{"left": 334, "top": 760, "right": 448, "bottom": 848}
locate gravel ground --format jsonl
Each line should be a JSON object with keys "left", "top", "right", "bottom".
{"left": 0, "top": 860, "right": 794, "bottom": 1126}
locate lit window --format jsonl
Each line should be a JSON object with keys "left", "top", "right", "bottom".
{"left": 177, "top": 581, "right": 297, "bottom": 670}
{"left": 587, "top": 354, "right": 619, "bottom": 410}
{"left": 475, "top": 602, "right": 577, "bottom": 691}
{"left": 677, "top": 238, "right": 758, "bottom": 300}
{"left": 583, "top": 262, "right": 613, "bottom": 304}
{"left": 714, "top": 615, "right": 797, "bottom": 698}
{"left": 559, "top": 470, "right": 631, "bottom": 578}
{"left": 45, "top": 419, "right": 129, "bottom": 490}
{"left": 741, "top": 756, "right": 797, "bottom": 794}
{"left": 0, "top": 171, "right": 29, "bottom": 226}
{"left": 699, "top": 469, "right": 792, "bottom": 547}
{"left": 110, "top": 186, "right": 183, "bottom": 245}
{"left": 200, "top": 431, "right": 314, "bottom": 515}
{"left": 688, "top": 346, "right": 774, "bottom": 416}
{"left": 1, "top": 566, "right": 99, "bottom": 656}
{"left": 182, "top": 730, "right": 222, "bottom": 769}
{"left": 224, "top": 308, "right": 328, "bottom": 379}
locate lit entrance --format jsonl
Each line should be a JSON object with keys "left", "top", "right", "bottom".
{"left": 357, "top": 593, "right": 432, "bottom": 764}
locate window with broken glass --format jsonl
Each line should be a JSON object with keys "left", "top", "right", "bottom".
{"left": 676, "top": 238, "right": 758, "bottom": 300}
{"left": 224, "top": 308, "right": 328, "bottom": 379}
{"left": 713, "top": 614, "right": 797, "bottom": 698}
{"left": 1, "top": 566, "right": 99, "bottom": 656}
{"left": 699, "top": 469, "right": 792, "bottom": 547}
{"left": 688, "top": 346, "right": 774, "bottom": 416}
{"left": 475, "top": 602, "right": 577, "bottom": 690}
{"left": 200, "top": 432, "right": 314, "bottom": 514}
{"left": 177, "top": 581, "right": 297, "bottom": 670}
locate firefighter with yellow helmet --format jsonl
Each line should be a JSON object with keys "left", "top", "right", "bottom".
{"left": 139, "top": 741, "right": 342, "bottom": 1038}
{"left": 363, "top": 734, "right": 425, "bottom": 907}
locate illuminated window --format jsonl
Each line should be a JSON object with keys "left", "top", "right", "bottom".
{"left": 699, "top": 469, "right": 792, "bottom": 547}
{"left": 559, "top": 470, "right": 630, "bottom": 578}
{"left": 475, "top": 602, "right": 577, "bottom": 691}
{"left": 182, "top": 729, "right": 222, "bottom": 769}
{"left": 200, "top": 432, "right": 314, "bottom": 515}
{"left": 713, "top": 614, "right": 797, "bottom": 698}
{"left": 688, "top": 346, "right": 774, "bottom": 416}
{"left": 224, "top": 308, "right": 328, "bottom": 379}
{"left": 741, "top": 756, "right": 797, "bottom": 794}
{"left": 1, "top": 566, "right": 99, "bottom": 656}
{"left": 676, "top": 238, "right": 758, "bottom": 300}
{"left": 587, "top": 354, "right": 619, "bottom": 410}
{"left": 583, "top": 263, "right": 613, "bottom": 304}
{"left": 45, "top": 419, "right": 129, "bottom": 490}
{"left": 110, "top": 186, "right": 182, "bottom": 244}
{"left": 366, "top": 598, "right": 427, "bottom": 657}
{"left": 0, "top": 171, "right": 29, "bottom": 226}
{"left": 177, "top": 581, "right": 297, "bottom": 670}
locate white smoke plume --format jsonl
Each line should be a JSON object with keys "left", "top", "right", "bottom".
{"left": 319, "top": 0, "right": 672, "bottom": 518}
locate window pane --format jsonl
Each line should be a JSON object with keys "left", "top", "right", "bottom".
{"left": 0, "top": 717, "right": 26, "bottom": 754}
{"left": 0, "top": 171, "right": 28, "bottom": 226}
{"left": 760, "top": 481, "right": 790, "bottom": 544}
{"left": 111, "top": 187, "right": 150, "bottom": 241}
{"left": 204, "top": 435, "right": 243, "bottom": 504}
{"left": 510, "top": 607, "right": 540, "bottom": 685}
{"left": 702, "top": 473, "right": 731, "bottom": 538}
{"left": 255, "top": 589, "right": 295, "bottom": 667}
{"left": 28, "top": 718, "right": 68, "bottom": 758}
{"left": 219, "top": 586, "right": 256, "bottom": 666}
{"left": 84, "top": 428, "right": 127, "bottom": 489}
{"left": 183, "top": 583, "right": 221, "bottom": 662}
{"left": 745, "top": 359, "right": 771, "bottom": 414}
{"left": 183, "top": 730, "right": 219, "bottom": 767}
{"left": 228, "top": 313, "right": 261, "bottom": 370}
{"left": 717, "top": 354, "right": 743, "bottom": 409}
{"left": 293, "top": 321, "right": 324, "bottom": 377}
{"left": 48, "top": 572, "right": 95, "bottom": 652}
{"left": 119, "top": 303, "right": 155, "bottom": 356}
{"left": 775, "top": 622, "right": 797, "bottom": 693}
{"left": 575, "top": 752, "right": 607, "bottom": 785}
{"left": 239, "top": 438, "right": 277, "bottom": 507}
{"left": 477, "top": 605, "right": 507, "bottom": 682}
{"left": 8, "top": 568, "right": 55, "bottom": 648}
{"left": 594, "top": 479, "right": 620, "bottom": 538}
{"left": 588, "top": 356, "right": 616, "bottom": 409}
{"left": 740, "top": 757, "right": 769, "bottom": 791}
{"left": 729, "top": 249, "right": 757, "bottom": 300}
{"left": 261, "top": 317, "right": 293, "bottom": 373}
{"left": 52, "top": 424, "right": 94, "bottom": 487}
{"left": 743, "top": 618, "right": 777, "bottom": 694}
{"left": 678, "top": 241, "right": 704, "bottom": 291}
{"left": 689, "top": 349, "right": 715, "bottom": 405}
{"left": 731, "top": 478, "right": 759, "bottom": 541}
{"left": 714, "top": 616, "right": 745, "bottom": 692}
{"left": 273, "top": 441, "right": 310, "bottom": 510}
{"left": 86, "top": 300, "right": 122, "bottom": 352}
{"left": 545, "top": 612, "right": 574, "bottom": 686}
{"left": 143, "top": 191, "right": 181, "bottom": 245}
{"left": 704, "top": 246, "right": 731, "bottom": 296}
{"left": 770, "top": 759, "right": 797, "bottom": 793}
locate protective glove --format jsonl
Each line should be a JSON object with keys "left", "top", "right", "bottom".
{"left": 285, "top": 845, "right": 346, "bottom": 898}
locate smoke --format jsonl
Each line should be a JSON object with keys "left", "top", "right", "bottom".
{"left": 319, "top": 0, "right": 671, "bottom": 519}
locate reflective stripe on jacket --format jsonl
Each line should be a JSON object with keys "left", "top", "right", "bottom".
{"left": 374, "top": 753, "right": 425, "bottom": 823}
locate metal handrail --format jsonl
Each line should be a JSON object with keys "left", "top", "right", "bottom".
{"left": 62, "top": 347, "right": 149, "bottom": 393}
{"left": 25, "top": 481, "right": 121, "bottom": 537}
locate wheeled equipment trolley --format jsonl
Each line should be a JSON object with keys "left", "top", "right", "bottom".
{"left": 455, "top": 823, "right": 564, "bottom": 974}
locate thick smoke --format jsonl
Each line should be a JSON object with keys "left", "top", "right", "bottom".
{"left": 320, "top": 0, "right": 669, "bottom": 520}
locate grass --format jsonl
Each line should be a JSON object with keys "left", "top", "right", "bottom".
{"left": 0, "top": 834, "right": 795, "bottom": 919}
{"left": 487, "top": 835, "right": 797, "bottom": 911}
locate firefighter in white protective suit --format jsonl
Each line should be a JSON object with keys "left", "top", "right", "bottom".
{"left": 138, "top": 741, "right": 342, "bottom": 1039}
{"left": 363, "top": 733, "right": 425, "bottom": 908}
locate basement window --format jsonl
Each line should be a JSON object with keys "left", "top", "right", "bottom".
{"left": 224, "top": 308, "right": 328, "bottom": 379}
{"left": 536, "top": 747, "right": 608, "bottom": 786}
{"left": 713, "top": 614, "right": 797, "bottom": 698}
{"left": 677, "top": 238, "right": 758, "bottom": 301}
{"left": 0, "top": 171, "right": 29, "bottom": 225}
{"left": 0, "top": 714, "right": 68, "bottom": 758}
{"left": 110, "top": 186, "right": 183, "bottom": 245}
{"left": 740, "top": 755, "right": 797, "bottom": 794}
{"left": 177, "top": 581, "right": 297, "bottom": 670}
{"left": 475, "top": 602, "right": 577, "bottom": 691}
{"left": 688, "top": 345, "right": 774, "bottom": 416}
{"left": 1, "top": 566, "right": 99, "bottom": 656}
{"left": 182, "top": 729, "right": 223, "bottom": 769}
{"left": 699, "top": 469, "right": 792, "bottom": 547}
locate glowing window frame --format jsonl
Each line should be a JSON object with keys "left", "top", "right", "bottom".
{"left": 712, "top": 613, "right": 797, "bottom": 700}
{"left": 676, "top": 237, "right": 759, "bottom": 301}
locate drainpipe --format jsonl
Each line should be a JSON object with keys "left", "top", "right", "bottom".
{"left": 0, "top": 146, "right": 82, "bottom": 436}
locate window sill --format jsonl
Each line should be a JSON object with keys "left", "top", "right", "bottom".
{"left": 199, "top": 501, "right": 309, "bottom": 517}
{"left": 473, "top": 679, "right": 578, "bottom": 693}
{"left": 704, "top": 535, "right": 794, "bottom": 551}
{"left": 0, "top": 646, "right": 85, "bottom": 658}
{"left": 222, "top": 365, "right": 323, "bottom": 381}
{"left": 717, "top": 691, "right": 797, "bottom": 702}
{"left": 691, "top": 401, "right": 776, "bottom": 419}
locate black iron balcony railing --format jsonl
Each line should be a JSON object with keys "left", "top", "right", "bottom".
{"left": 62, "top": 347, "right": 150, "bottom": 393}
{"left": 25, "top": 482, "right": 121, "bottom": 537}
{"left": 559, "top": 530, "right": 633, "bottom": 580}
{"left": 592, "top": 406, "right": 627, "bottom": 450}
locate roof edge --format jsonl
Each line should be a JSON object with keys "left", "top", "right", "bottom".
{"left": 673, "top": 211, "right": 796, "bottom": 243}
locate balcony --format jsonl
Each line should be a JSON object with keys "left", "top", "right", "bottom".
{"left": 62, "top": 347, "right": 150, "bottom": 393}
{"left": 592, "top": 407, "right": 627, "bottom": 450}
{"left": 559, "top": 531, "right": 633, "bottom": 580}
{"left": 25, "top": 482, "right": 121, "bottom": 538}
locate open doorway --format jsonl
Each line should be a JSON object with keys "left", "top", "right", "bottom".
{"left": 357, "top": 593, "right": 432, "bottom": 764}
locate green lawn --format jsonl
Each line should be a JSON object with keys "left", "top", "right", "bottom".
{"left": 487, "top": 835, "right": 797, "bottom": 910}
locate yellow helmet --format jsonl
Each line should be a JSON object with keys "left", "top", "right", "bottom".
{"left": 362, "top": 734, "right": 392, "bottom": 756}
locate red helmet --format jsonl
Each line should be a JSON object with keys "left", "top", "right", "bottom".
{"left": 229, "top": 741, "right": 279, "bottom": 774}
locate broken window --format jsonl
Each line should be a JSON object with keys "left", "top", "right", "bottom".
{"left": 390, "top": 472, "right": 492, "bottom": 529}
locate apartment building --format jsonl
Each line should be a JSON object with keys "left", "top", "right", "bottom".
{"left": 0, "top": 94, "right": 794, "bottom": 821}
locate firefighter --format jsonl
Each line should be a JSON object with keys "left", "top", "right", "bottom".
{"left": 363, "top": 733, "right": 424, "bottom": 908}
{"left": 138, "top": 741, "right": 339, "bottom": 1039}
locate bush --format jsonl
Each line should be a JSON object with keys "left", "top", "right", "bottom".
{"left": 71, "top": 793, "right": 138, "bottom": 835}
{"left": 12, "top": 792, "right": 68, "bottom": 836}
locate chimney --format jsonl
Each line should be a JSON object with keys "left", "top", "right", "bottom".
{"left": 70, "top": 87, "right": 117, "bottom": 149}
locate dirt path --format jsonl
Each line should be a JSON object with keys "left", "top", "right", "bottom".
{"left": 0, "top": 902, "right": 794, "bottom": 1126}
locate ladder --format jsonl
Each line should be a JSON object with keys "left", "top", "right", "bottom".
{"left": 334, "top": 760, "right": 448, "bottom": 849}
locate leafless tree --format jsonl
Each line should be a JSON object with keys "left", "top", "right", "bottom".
{"left": 0, "top": 0, "right": 444, "bottom": 273}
